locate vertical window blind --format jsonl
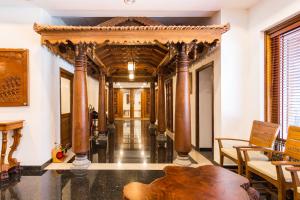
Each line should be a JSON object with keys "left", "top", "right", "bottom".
{"left": 268, "top": 24, "right": 300, "bottom": 139}
{"left": 280, "top": 27, "right": 300, "bottom": 138}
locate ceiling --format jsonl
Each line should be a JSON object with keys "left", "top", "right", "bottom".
{"left": 61, "top": 17, "right": 211, "bottom": 26}
{"left": 1, "top": 0, "right": 260, "bottom": 17}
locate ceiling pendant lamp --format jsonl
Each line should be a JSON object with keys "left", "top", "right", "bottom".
{"left": 128, "top": 61, "right": 135, "bottom": 71}
{"left": 129, "top": 73, "right": 134, "bottom": 80}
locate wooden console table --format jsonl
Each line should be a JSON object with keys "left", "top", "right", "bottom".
{"left": 123, "top": 165, "right": 259, "bottom": 200}
{"left": 0, "top": 120, "right": 24, "bottom": 181}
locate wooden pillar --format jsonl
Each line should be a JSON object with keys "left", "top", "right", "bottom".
{"left": 108, "top": 79, "right": 114, "bottom": 125}
{"left": 98, "top": 71, "right": 107, "bottom": 134}
{"left": 157, "top": 74, "right": 166, "bottom": 134}
{"left": 72, "top": 43, "right": 90, "bottom": 168}
{"left": 150, "top": 82, "right": 156, "bottom": 125}
{"left": 174, "top": 43, "right": 191, "bottom": 165}
{"left": 130, "top": 89, "right": 134, "bottom": 118}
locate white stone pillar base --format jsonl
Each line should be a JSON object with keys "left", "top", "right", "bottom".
{"left": 149, "top": 123, "right": 156, "bottom": 129}
{"left": 174, "top": 155, "right": 192, "bottom": 166}
{"left": 71, "top": 155, "right": 91, "bottom": 169}
{"left": 156, "top": 133, "right": 167, "bottom": 142}
{"left": 107, "top": 123, "right": 115, "bottom": 129}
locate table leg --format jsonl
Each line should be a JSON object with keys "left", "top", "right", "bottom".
{"left": 1, "top": 131, "right": 8, "bottom": 169}
{"left": 8, "top": 129, "right": 22, "bottom": 167}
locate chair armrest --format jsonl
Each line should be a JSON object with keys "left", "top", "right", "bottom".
{"left": 240, "top": 147, "right": 275, "bottom": 162}
{"left": 233, "top": 145, "right": 262, "bottom": 149}
{"left": 215, "top": 138, "right": 249, "bottom": 142}
{"left": 271, "top": 161, "right": 300, "bottom": 166}
{"left": 286, "top": 167, "right": 300, "bottom": 172}
{"left": 240, "top": 147, "right": 273, "bottom": 153}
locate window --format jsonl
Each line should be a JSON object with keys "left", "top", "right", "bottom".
{"left": 265, "top": 15, "right": 300, "bottom": 139}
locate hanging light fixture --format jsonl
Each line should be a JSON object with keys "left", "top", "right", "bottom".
{"left": 129, "top": 73, "right": 135, "bottom": 80}
{"left": 128, "top": 48, "right": 135, "bottom": 80}
{"left": 128, "top": 61, "right": 135, "bottom": 71}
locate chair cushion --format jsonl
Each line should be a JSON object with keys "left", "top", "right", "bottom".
{"left": 248, "top": 160, "right": 300, "bottom": 182}
{"left": 221, "top": 148, "right": 269, "bottom": 161}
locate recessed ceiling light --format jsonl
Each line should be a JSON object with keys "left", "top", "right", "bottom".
{"left": 124, "top": 0, "right": 135, "bottom": 5}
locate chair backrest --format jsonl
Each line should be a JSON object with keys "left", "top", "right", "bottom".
{"left": 249, "top": 120, "right": 280, "bottom": 147}
{"left": 285, "top": 126, "right": 300, "bottom": 160}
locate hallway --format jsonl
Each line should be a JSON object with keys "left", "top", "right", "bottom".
{"left": 90, "top": 119, "right": 175, "bottom": 164}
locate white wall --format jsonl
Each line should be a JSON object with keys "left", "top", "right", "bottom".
{"left": 213, "top": 0, "right": 300, "bottom": 164}
{"left": 247, "top": 0, "right": 300, "bottom": 123}
{"left": 0, "top": 6, "right": 73, "bottom": 166}
{"left": 189, "top": 48, "right": 221, "bottom": 153}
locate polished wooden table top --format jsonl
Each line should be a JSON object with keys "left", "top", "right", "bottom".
{"left": 123, "top": 165, "right": 253, "bottom": 200}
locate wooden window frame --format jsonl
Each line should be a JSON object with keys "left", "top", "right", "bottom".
{"left": 265, "top": 14, "right": 300, "bottom": 136}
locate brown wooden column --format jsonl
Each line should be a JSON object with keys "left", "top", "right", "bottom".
{"left": 108, "top": 79, "right": 114, "bottom": 125}
{"left": 72, "top": 43, "right": 90, "bottom": 168}
{"left": 150, "top": 82, "right": 156, "bottom": 125}
{"left": 174, "top": 43, "right": 191, "bottom": 165}
{"left": 98, "top": 70, "right": 107, "bottom": 134}
{"left": 130, "top": 89, "right": 134, "bottom": 118}
{"left": 157, "top": 74, "right": 166, "bottom": 134}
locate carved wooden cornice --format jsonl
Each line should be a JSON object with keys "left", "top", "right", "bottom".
{"left": 33, "top": 23, "right": 230, "bottom": 45}
{"left": 97, "top": 17, "right": 163, "bottom": 26}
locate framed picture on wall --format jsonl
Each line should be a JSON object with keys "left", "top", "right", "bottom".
{"left": 0, "top": 49, "right": 29, "bottom": 106}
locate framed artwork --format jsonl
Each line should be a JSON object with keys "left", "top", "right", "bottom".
{"left": 0, "top": 49, "right": 29, "bottom": 106}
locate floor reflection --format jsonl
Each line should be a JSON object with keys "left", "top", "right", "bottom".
{"left": 1, "top": 170, "right": 164, "bottom": 200}
{"left": 89, "top": 119, "right": 175, "bottom": 163}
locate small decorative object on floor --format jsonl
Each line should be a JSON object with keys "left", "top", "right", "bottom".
{"left": 52, "top": 143, "right": 68, "bottom": 163}
{"left": 123, "top": 165, "right": 259, "bottom": 200}
{"left": 0, "top": 120, "right": 24, "bottom": 188}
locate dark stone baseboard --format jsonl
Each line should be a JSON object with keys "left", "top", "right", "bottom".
{"left": 21, "top": 159, "right": 52, "bottom": 176}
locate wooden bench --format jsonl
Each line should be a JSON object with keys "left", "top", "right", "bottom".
{"left": 216, "top": 120, "right": 279, "bottom": 174}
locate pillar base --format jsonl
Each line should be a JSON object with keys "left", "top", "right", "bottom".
{"left": 173, "top": 155, "right": 192, "bottom": 166}
{"left": 107, "top": 123, "right": 115, "bottom": 129}
{"left": 71, "top": 155, "right": 91, "bottom": 169}
{"left": 156, "top": 133, "right": 167, "bottom": 142}
{"left": 95, "top": 134, "right": 108, "bottom": 145}
{"left": 149, "top": 123, "right": 156, "bottom": 129}
{"left": 149, "top": 124, "right": 156, "bottom": 135}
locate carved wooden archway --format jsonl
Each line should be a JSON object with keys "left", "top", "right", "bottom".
{"left": 34, "top": 17, "right": 229, "bottom": 166}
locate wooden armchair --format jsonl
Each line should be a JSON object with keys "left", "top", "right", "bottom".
{"left": 286, "top": 166, "right": 300, "bottom": 200}
{"left": 242, "top": 126, "right": 300, "bottom": 200}
{"left": 216, "top": 120, "right": 279, "bottom": 174}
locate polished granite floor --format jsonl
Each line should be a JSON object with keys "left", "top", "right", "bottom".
{"left": 89, "top": 119, "right": 177, "bottom": 164}
{"left": 0, "top": 119, "right": 210, "bottom": 200}
{"left": 1, "top": 170, "right": 164, "bottom": 200}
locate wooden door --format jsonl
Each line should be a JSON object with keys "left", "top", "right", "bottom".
{"left": 60, "top": 68, "right": 73, "bottom": 148}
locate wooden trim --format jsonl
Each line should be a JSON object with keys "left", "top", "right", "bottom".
{"left": 266, "top": 14, "right": 300, "bottom": 38}
{"left": 60, "top": 68, "right": 73, "bottom": 147}
{"left": 195, "top": 61, "right": 214, "bottom": 153}
{"left": 264, "top": 14, "right": 300, "bottom": 124}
